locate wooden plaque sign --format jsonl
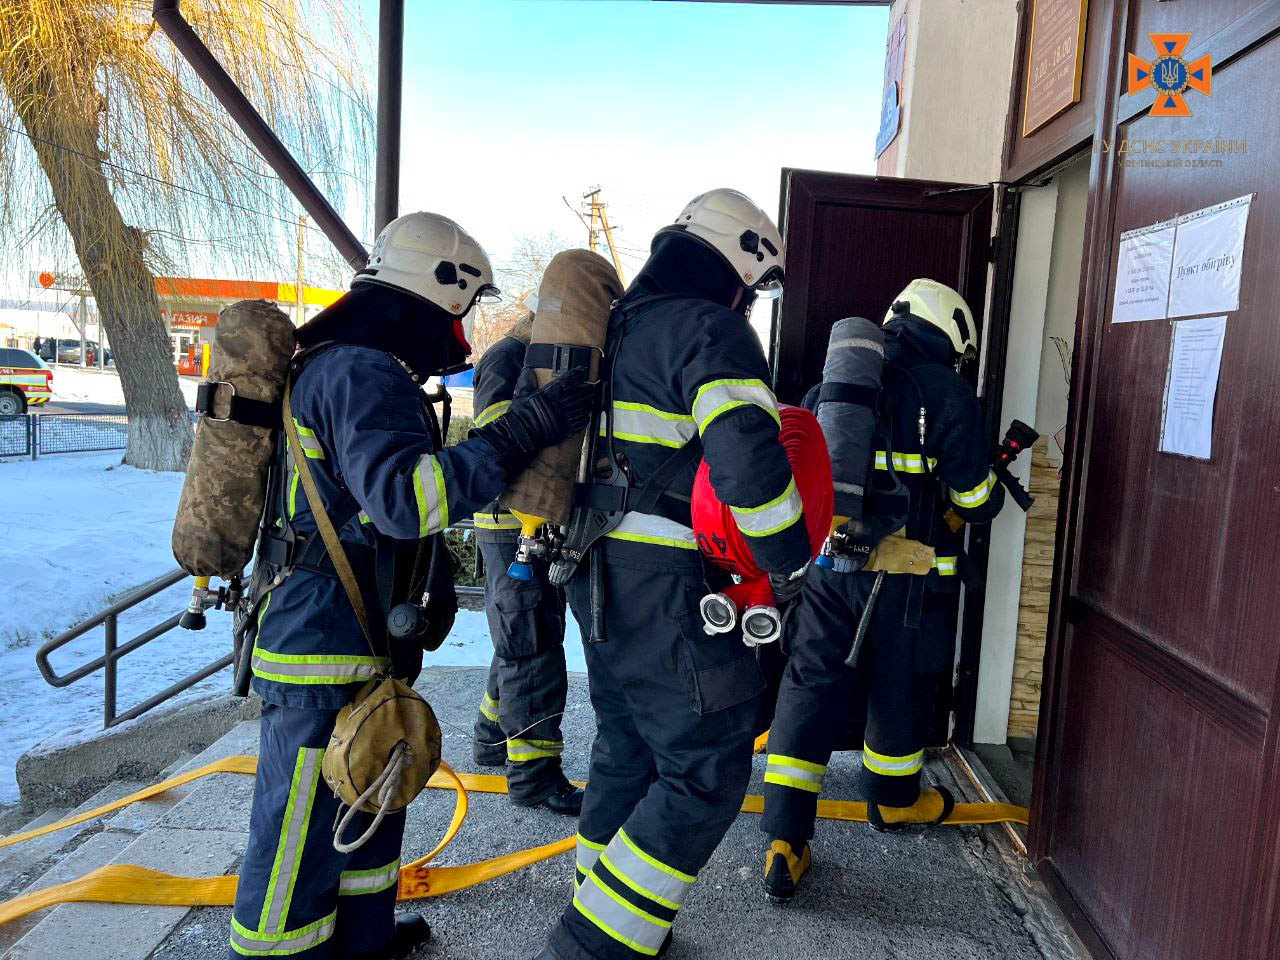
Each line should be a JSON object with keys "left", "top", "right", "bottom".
{"left": 1022, "top": 0, "right": 1089, "bottom": 136}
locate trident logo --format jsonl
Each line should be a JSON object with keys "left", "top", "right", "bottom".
{"left": 1128, "top": 33, "right": 1212, "bottom": 117}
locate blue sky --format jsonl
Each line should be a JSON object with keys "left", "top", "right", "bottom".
{"left": 395, "top": 0, "right": 889, "bottom": 277}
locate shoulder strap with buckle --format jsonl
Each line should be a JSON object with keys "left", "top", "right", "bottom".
{"left": 195, "top": 381, "right": 282, "bottom": 430}
{"left": 283, "top": 378, "right": 380, "bottom": 658}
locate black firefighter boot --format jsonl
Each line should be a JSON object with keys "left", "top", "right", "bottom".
{"left": 530, "top": 930, "right": 672, "bottom": 959}
{"left": 532, "top": 781, "right": 585, "bottom": 816}
{"left": 348, "top": 913, "right": 431, "bottom": 959}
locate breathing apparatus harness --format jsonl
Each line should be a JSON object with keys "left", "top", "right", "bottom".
{"left": 508, "top": 294, "right": 705, "bottom": 642}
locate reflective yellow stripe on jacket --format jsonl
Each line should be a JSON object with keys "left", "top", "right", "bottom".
{"left": 691, "top": 378, "right": 780, "bottom": 434}
{"left": 729, "top": 477, "right": 803, "bottom": 539}
{"left": 604, "top": 512, "right": 697, "bottom": 551}
{"left": 473, "top": 400, "right": 511, "bottom": 428}
{"left": 413, "top": 453, "right": 449, "bottom": 537}
{"left": 873, "top": 450, "right": 938, "bottom": 474}
{"left": 949, "top": 470, "right": 998, "bottom": 508}
{"left": 604, "top": 401, "right": 696, "bottom": 448}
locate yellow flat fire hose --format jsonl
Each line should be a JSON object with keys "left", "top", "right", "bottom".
{"left": 0, "top": 754, "right": 1028, "bottom": 926}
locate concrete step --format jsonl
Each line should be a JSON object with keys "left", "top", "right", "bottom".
{"left": 1, "top": 721, "right": 259, "bottom": 959}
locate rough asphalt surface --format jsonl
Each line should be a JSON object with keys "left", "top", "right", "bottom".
{"left": 153, "top": 667, "right": 1083, "bottom": 960}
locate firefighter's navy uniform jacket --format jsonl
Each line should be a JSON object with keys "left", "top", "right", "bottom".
{"left": 543, "top": 282, "right": 812, "bottom": 960}
{"left": 762, "top": 322, "right": 1005, "bottom": 843}
{"left": 470, "top": 334, "right": 573, "bottom": 805}
{"left": 231, "top": 344, "right": 507, "bottom": 960}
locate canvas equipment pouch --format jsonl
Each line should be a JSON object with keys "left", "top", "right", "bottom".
{"left": 282, "top": 381, "right": 442, "bottom": 851}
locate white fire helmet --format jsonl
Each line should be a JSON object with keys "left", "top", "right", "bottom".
{"left": 884, "top": 278, "right": 978, "bottom": 360}
{"left": 353, "top": 212, "right": 500, "bottom": 352}
{"left": 658, "top": 189, "right": 785, "bottom": 298}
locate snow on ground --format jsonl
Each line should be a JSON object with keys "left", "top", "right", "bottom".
{"left": 0, "top": 450, "right": 582, "bottom": 803}
{"left": 49, "top": 365, "right": 200, "bottom": 408}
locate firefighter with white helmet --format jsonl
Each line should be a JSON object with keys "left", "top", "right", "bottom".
{"left": 228, "top": 212, "right": 597, "bottom": 960}
{"left": 533, "top": 189, "right": 811, "bottom": 960}
{"left": 758, "top": 278, "right": 1005, "bottom": 904}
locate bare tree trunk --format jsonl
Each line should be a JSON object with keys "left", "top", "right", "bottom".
{"left": 6, "top": 64, "right": 193, "bottom": 471}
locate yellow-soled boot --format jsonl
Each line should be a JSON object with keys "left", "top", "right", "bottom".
{"left": 762, "top": 839, "right": 811, "bottom": 904}
{"left": 868, "top": 785, "right": 956, "bottom": 832}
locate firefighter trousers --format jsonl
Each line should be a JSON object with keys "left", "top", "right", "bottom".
{"left": 539, "top": 545, "right": 762, "bottom": 960}
{"left": 472, "top": 533, "right": 571, "bottom": 805}
{"left": 229, "top": 702, "right": 405, "bottom": 959}
{"left": 760, "top": 566, "right": 956, "bottom": 843}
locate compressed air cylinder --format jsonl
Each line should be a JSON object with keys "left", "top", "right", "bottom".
{"left": 172, "top": 300, "right": 295, "bottom": 577}
{"left": 501, "top": 249, "right": 623, "bottom": 527}
{"left": 817, "top": 317, "right": 885, "bottom": 523}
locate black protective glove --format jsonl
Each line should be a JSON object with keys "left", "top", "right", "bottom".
{"left": 768, "top": 560, "right": 812, "bottom": 605}
{"left": 471, "top": 366, "right": 597, "bottom": 473}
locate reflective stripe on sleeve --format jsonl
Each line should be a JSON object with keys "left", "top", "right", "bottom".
{"left": 258, "top": 748, "right": 323, "bottom": 935}
{"left": 764, "top": 754, "right": 827, "bottom": 794}
{"left": 339, "top": 859, "right": 401, "bottom": 896}
{"left": 729, "top": 477, "right": 803, "bottom": 538}
{"left": 873, "top": 451, "right": 938, "bottom": 474}
{"left": 691, "top": 378, "right": 780, "bottom": 434}
{"left": 604, "top": 512, "right": 698, "bottom": 550}
{"left": 949, "top": 470, "right": 997, "bottom": 508}
{"left": 507, "top": 738, "right": 564, "bottom": 763}
{"left": 230, "top": 912, "right": 336, "bottom": 956}
{"left": 608, "top": 401, "right": 696, "bottom": 448}
{"left": 413, "top": 453, "right": 450, "bottom": 537}
{"left": 473, "top": 400, "right": 511, "bottom": 427}
{"left": 933, "top": 556, "right": 958, "bottom": 576}
{"left": 862, "top": 745, "right": 924, "bottom": 777}
{"left": 291, "top": 420, "right": 325, "bottom": 460}
{"left": 251, "top": 648, "right": 389, "bottom": 685}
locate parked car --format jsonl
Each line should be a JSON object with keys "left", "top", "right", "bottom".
{"left": 0, "top": 348, "right": 53, "bottom": 415}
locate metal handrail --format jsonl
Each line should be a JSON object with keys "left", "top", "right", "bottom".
{"left": 36, "top": 568, "right": 232, "bottom": 729}
{"left": 36, "top": 525, "right": 487, "bottom": 729}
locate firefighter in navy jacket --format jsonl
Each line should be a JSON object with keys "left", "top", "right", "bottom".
{"left": 759, "top": 279, "right": 1005, "bottom": 904}
{"left": 229, "top": 213, "right": 595, "bottom": 960}
{"left": 471, "top": 308, "right": 583, "bottom": 815}
{"left": 534, "top": 190, "right": 813, "bottom": 960}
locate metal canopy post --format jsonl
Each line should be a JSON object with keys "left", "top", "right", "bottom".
{"left": 374, "top": 0, "right": 404, "bottom": 234}
{"left": 151, "top": 0, "right": 368, "bottom": 269}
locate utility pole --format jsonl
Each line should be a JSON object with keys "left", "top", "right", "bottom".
{"left": 296, "top": 214, "right": 308, "bottom": 326}
{"left": 582, "top": 188, "right": 626, "bottom": 284}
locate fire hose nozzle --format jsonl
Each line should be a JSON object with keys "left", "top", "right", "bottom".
{"left": 699, "top": 593, "right": 738, "bottom": 636}
{"left": 740, "top": 605, "right": 782, "bottom": 647}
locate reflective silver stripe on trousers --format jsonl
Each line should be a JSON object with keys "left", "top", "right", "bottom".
{"left": 833, "top": 480, "right": 864, "bottom": 497}
{"left": 339, "top": 858, "right": 401, "bottom": 895}
{"left": 577, "top": 834, "right": 605, "bottom": 877}
{"left": 599, "top": 829, "right": 695, "bottom": 910}
{"left": 230, "top": 913, "right": 336, "bottom": 956}
{"left": 264, "top": 748, "right": 322, "bottom": 933}
{"left": 574, "top": 871, "right": 671, "bottom": 956}
{"left": 729, "top": 478, "right": 803, "bottom": 537}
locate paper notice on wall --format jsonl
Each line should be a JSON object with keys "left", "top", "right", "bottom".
{"left": 1168, "top": 195, "right": 1252, "bottom": 318}
{"left": 1112, "top": 223, "right": 1175, "bottom": 323}
{"left": 1159, "top": 315, "right": 1227, "bottom": 460}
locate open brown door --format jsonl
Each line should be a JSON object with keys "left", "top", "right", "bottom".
{"left": 769, "top": 170, "right": 999, "bottom": 745}
{"left": 773, "top": 170, "right": 994, "bottom": 404}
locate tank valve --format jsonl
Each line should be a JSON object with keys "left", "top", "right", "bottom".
{"left": 740, "top": 605, "right": 782, "bottom": 647}
{"left": 508, "top": 511, "right": 550, "bottom": 581}
{"left": 699, "top": 593, "right": 738, "bottom": 636}
{"left": 180, "top": 577, "right": 212, "bottom": 631}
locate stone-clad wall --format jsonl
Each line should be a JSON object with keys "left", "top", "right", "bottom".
{"left": 1008, "top": 439, "right": 1061, "bottom": 738}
